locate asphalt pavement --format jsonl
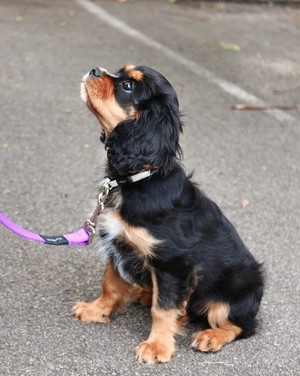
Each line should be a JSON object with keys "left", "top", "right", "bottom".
{"left": 1, "top": 0, "right": 300, "bottom": 375}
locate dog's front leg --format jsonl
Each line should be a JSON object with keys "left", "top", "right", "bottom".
{"left": 136, "top": 269, "right": 183, "bottom": 364}
{"left": 72, "top": 262, "right": 130, "bottom": 323}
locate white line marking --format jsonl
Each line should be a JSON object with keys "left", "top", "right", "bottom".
{"left": 76, "top": 0, "right": 297, "bottom": 124}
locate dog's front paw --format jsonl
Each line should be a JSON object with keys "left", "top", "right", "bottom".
{"left": 136, "top": 340, "right": 175, "bottom": 364}
{"left": 72, "top": 301, "right": 110, "bottom": 323}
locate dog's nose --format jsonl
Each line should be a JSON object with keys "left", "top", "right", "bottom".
{"left": 89, "top": 67, "right": 102, "bottom": 77}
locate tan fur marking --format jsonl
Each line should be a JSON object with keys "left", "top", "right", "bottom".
{"left": 84, "top": 76, "right": 133, "bottom": 133}
{"left": 142, "top": 164, "right": 159, "bottom": 171}
{"left": 124, "top": 65, "right": 144, "bottom": 81}
{"left": 97, "top": 96, "right": 130, "bottom": 134}
{"left": 129, "top": 285, "right": 152, "bottom": 306}
{"left": 110, "top": 210, "right": 161, "bottom": 258}
{"left": 207, "top": 302, "right": 230, "bottom": 328}
{"left": 72, "top": 263, "right": 130, "bottom": 323}
{"left": 128, "top": 69, "right": 144, "bottom": 81}
{"left": 178, "top": 300, "right": 189, "bottom": 327}
{"left": 85, "top": 75, "right": 114, "bottom": 102}
{"left": 124, "top": 64, "right": 135, "bottom": 72}
{"left": 136, "top": 308, "right": 180, "bottom": 363}
{"left": 136, "top": 270, "right": 180, "bottom": 364}
{"left": 192, "top": 301, "right": 242, "bottom": 352}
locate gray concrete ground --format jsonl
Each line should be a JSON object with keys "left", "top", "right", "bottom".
{"left": 1, "top": 0, "right": 300, "bottom": 375}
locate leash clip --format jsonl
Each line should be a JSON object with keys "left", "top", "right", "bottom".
{"left": 98, "top": 179, "right": 111, "bottom": 208}
{"left": 83, "top": 178, "right": 112, "bottom": 244}
{"left": 84, "top": 220, "right": 96, "bottom": 245}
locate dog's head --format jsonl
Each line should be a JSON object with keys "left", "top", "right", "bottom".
{"left": 81, "top": 65, "right": 183, "bottom": 176}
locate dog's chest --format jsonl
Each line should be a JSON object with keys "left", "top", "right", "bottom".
{"left": 97, "top": 195, "right": 159, "bottom": 284}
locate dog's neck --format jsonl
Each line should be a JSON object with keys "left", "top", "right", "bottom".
{"left": 107, "top": 159, "right": 161, "bottom": 178}
{"left": 105, "top": 167, "right": 156, "bottom": 188}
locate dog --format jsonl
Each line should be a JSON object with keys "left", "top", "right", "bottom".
{"left": 73, "top": 65, "right": 264, "bottom": 364}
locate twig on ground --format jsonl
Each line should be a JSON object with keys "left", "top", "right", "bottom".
{"left": 232, "top": 104, "right": 298, "bottom": 111}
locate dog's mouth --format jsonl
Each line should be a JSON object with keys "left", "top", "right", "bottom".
{"left": 80, "top": 73, "right": 89, "bottom": 103}
{"left": 81, "top": 82, "right": 108, "bottom": 146}
{"left": 81, "top": 82, "right": 108, "bottom": 143}
{"left": 80, "top": 78, "right": 99, "bottom": 117}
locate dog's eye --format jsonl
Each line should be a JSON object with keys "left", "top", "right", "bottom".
{"left": 121, "top": 81, "right": 133, "bottom": 92}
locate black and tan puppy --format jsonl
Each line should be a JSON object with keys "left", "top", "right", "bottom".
{"left": 73, "top": 65, "right": 264, "bottom": 364}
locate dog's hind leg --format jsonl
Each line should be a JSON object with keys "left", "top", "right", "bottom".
{"left": 72, "top": 262, "right": 131, "bottom": 323}
{"left": 192, "top": 302, "right": 242, "bottom": 352}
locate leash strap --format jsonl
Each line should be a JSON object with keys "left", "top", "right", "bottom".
{"left": 0, "top": 213, "right": 90, "bottom": 246}
{"left": 0, "top": 178, "right": 112, "bottom": 247}
{"left": 0, "top": 171, "right": 153, "bottom": 247}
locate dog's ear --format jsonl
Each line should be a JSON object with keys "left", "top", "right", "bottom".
{"left": 106, "top": 102, "right": 182, "bottom": 177}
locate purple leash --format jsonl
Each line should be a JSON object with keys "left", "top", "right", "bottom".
{"left": 0, "top": 213, "right": 91, "bottom": 246}
{"left": 0, "top": 171, "right": 153, "bottom": 247}
{"left": 0, "top": 178, "right": 112, "bottom": 247}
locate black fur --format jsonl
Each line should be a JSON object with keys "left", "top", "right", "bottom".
{"left": 107, "top": 67, "right": 182, "bottom": 176}
{"left": 103, "top": 66, "right": 264, "bottom": 340}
